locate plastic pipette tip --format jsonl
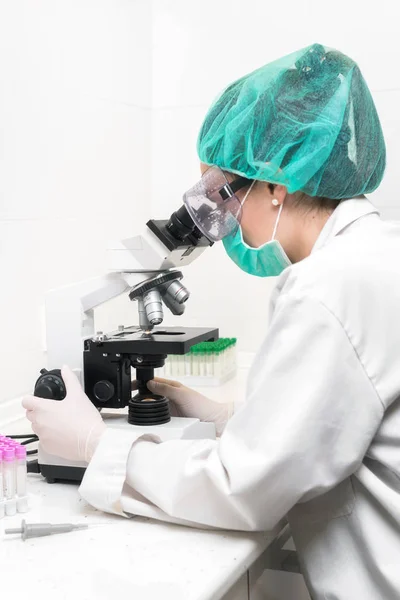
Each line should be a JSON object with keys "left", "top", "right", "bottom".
{"left": 5, "top": 520, "right": 89, "bottom": 541}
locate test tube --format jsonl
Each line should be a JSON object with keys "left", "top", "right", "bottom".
{"left": 200, "top": 346, "right": 206, "bottom": 377}
{"left": 0, "top": 449, "right": 4, "bottom": 519}
{"left": 3, "top": 447, "right": 16, "bottom": 516}
{"left": 164, "top": 357, "right": 170, "bottom": 377}
{"left": 16, "top": 445, "right": 28, "bottom": 513}
{"left": 193, "top": 347, "right": 200, "bottom": 376}
{"left": 222, "top": 342, "right": 227, "bottom": 375}
{"left": 179, "top": 354, "right": 185, "bottom": 377}
{"left": 185, "top": 351, "right": 191, "bottom": 376}
{"left": 6, "top": 441, "right": 18, "bottom": 494}
{"left": 206, "top": 348, "right": 213, "bottom": 376}
{"left": 4, "top": 439, "right": 16, "bottom": 448}
{"left": 170, "top": 355, "right": 176, "bottom": 376}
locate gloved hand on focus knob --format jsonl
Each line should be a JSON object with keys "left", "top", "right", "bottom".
{"left": 22, "top": 366, "right": 106, "bottom": 463}
{"left": 145, "top": 378, "right": 233, "bottom": 436}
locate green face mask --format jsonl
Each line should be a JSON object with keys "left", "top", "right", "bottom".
{"left": 222, "top": 203, "right": 291, "bottom": 277}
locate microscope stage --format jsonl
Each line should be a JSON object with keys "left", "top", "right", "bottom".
{"left": 88, "top": 326, "right": 219, "bottom": 355}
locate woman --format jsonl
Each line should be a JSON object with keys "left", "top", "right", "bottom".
{"left": 24, "top": 44, "right": 399, "bottom": 599}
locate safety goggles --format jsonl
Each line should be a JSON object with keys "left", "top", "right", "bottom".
{"left": 183, "top": 166, "right": 251, "bottom": 242}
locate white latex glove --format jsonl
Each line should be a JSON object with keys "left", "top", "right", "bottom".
{"left": 22, "top": 366, "right": 106, "bottom": 463}
{"left": 146, "top": 377, "right": 233, "bottom": 436}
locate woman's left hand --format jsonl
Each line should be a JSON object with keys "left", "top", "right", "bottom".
{"left": 22, "top": 366, "right": 106, "bottom": 463}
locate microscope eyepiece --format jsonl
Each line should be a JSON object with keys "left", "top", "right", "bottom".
{"left": 166, "top": 205, "right": 196, "bottom": 242}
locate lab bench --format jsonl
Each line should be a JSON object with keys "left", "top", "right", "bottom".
{"left": 0, "top": 367, "right": 305, "bottom": 600}
{"left": 0, "top": 473, "right": 283, "bottom": 600}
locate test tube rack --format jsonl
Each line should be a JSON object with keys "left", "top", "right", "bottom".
{"left": 157, "top": 338, "right": 237, "bottom": 386}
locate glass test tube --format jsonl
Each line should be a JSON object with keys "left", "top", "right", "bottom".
{"left": 193, "top": 349, "right": 200, "bottom": 376}
{"left": 6, "top": 440, "right": 18, "bottom": 492}
{"left": 206, "top": 349, "right": 213, "bottom": 376}
{"left": 16, "top": 445, "right": 28, "bottom": 513}
{"left": 0, "top": 449, "right": 4, "bottom": 519}
{"left": 3, "top": 447, "right": 16, "bottom": 516}
{"left": 185, "top": 352, "right": 191, "bottom": 376}
{"left": 16, "top": 445, "right": 27, "bottom": 494}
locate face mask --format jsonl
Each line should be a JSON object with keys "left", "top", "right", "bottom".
{"left": 222, "top": 198, "right": 291, "bottom": 278}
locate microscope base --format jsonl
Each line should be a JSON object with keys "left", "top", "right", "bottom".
{"left": 38, "top": 416, "right": 216, "bottom": 483}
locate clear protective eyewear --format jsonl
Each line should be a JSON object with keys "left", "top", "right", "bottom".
{"left": 183, "top": 166, "right": 251, "bottom": 242}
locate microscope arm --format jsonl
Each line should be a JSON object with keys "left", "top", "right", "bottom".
{"left": 43, "top": 212, "right": 212, "bottom": 382}
{"left": 44, "top": 272, "right": 149, "bottom": 378}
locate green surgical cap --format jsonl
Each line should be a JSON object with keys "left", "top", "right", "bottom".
{"left": 197, "top": 44, "right": 386, "bottom": 199}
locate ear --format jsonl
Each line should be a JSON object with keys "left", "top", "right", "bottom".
{"left": 273, "top": 185, "right": 288, "bottom": 205}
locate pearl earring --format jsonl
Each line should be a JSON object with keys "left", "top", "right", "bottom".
{"left": 272, "top": 198, "right": 279, "bottom": 206}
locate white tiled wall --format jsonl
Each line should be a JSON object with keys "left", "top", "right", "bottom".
{"left": 150, "top": 0, "right": 400, "bottom": 354}
{"left": 0, "top": 0, "right": 152, "bottom": 408}
{"left": 369, "top": 90, "right": 400, "bottom": 219}
{"left": 2, "top": 0, "right": 400, "bottom": 408}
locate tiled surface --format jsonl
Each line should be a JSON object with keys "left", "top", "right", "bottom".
{"left": 3, "top": 1, "right": 400, "bottom": 406}
{"left": 369, "top": 90, "right": 400, "bottom": 209}
{"left": 151, "top": 106, "right": 207, "bottom": 213}
{"left": 0, "top": 96, "right": 150, "bottom": 221}
{"left": 0, "top": 0, "right": 151, "bottom": 108}
{"left": 0, "top": 1, "right": 152, "bottom": 404}
{"left": 151, "top": 0, "right": 400, "bottom": 108}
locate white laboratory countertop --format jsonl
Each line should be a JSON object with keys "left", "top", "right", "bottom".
{"left": 1, "top": 365, "right": 285, "bottom": 600}
{"left": 0, "top": 476, "right": 282, "bottom": 600}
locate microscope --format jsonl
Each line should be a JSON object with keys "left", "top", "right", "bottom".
{"left": 33, "top": 205, "right": 219, "bottom": 483}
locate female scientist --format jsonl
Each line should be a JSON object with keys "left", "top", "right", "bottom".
{"left": 23, "top": 44, "right": 400, "bottom": 599}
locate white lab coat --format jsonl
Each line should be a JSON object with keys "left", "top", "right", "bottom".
{"left": 80, "top": 197, "right": 400, "bottom": 599}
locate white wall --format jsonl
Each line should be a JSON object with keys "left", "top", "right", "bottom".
{"left": 150, "top": 0, "right": 400, "bottom": 354}
{"left": 0, "top": 0, "right": 152, "bottom": 412}
{"left": 2, "top": 0, "right": 400, "bottom": 412}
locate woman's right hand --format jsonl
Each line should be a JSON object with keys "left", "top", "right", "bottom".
{"left": 144, "top": 378, "right": 233, "bottom": 437}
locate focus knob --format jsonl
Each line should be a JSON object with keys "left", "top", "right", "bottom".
{"left": 93, "top": 380, "right": 115, "bottom": 403}
{"left": 34, "top": 369, "right": 66, "bottom": 400}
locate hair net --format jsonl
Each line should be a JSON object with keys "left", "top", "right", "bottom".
{"left": 197, "top": 44, "right": 386, "bottom": 199}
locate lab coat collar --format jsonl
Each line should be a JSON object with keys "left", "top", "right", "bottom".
{"left": 312, "top": 197, "right": 380, "bottom": 253}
